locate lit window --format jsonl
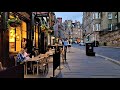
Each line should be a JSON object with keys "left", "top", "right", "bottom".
{"left": 108, "top": 12, "right": 112, "bottom": 19}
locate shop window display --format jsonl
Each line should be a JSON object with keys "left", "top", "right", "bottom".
{"left": 9, "top": 14, "right": 27, "bottom": 53}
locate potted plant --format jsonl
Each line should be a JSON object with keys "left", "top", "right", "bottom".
{"left": 40, "top": 24, "right": 48, "bottom": 32}
{"left": 7, "top": 17, "right": 22, "bottom": 27}
{"left": 48, "top": 26, "right": 54, "bottom": 33}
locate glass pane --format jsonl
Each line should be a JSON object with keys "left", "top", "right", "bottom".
{"left": 16, "top": 26, "right": 21, "bottom": 52}
{"left": 36, "top": 27, "right": 38, "bottom": 48}
{"left": 21, "top": 21, "right": 27, "bottom": 49}
{"left": 9, "top": 27, "right": 15, "bottom": 52}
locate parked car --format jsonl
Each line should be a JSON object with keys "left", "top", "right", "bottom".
{"left": 79, "top": 42, "right": 85, "bottom": 46}
{"left": 74, "top": 41, "right": 77, "bottom": 44}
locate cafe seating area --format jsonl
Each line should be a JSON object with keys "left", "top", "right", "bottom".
{"left": 22, "top": 48, "right": 55, "bottom": 77}
{"left": 0, "top": 45, "right": 64, "bottom": 78}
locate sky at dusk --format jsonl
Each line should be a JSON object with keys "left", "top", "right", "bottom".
{"left": 55, "top": 12, "right": 83, "bottom": 24}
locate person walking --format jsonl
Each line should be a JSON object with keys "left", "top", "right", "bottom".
{"left": 63, "top": 39, "right": 68, "bottom": 52}
{"left": 63, "top": 39, "right": 68, "bottom": 62}
{"left": 68, "top": 40, "right": 71, "bottom": 52}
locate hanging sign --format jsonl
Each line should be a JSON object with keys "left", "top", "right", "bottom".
{"left": 33, "top": 12, "right": 49, "bottom": 17}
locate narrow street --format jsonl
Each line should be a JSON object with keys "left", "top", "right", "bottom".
{"left": 1, "top": 12, "right": 120, "bottom": 78}
{"left": 56, "top": 46, "right": 120, "bottom": 78}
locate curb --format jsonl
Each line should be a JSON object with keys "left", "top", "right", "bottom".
{"left": 96, "top": 54, "right": 120, "bottom": 66}
{"left": 100, "top": 46, "right": 120, "bottom": 49}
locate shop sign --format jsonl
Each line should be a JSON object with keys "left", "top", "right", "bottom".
{"left": 33, "top": 12, "right": 49, "bottom": 17}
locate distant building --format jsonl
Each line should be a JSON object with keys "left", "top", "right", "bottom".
{"left": 62, "top": 20, "right": 83, "bottom": 43}
{"left": 72, "top": 21, "right": 83, "bottom": 43}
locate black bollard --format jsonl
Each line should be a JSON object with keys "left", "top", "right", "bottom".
{"left": 64, "top": 47, "right": 67, "bottom": 62}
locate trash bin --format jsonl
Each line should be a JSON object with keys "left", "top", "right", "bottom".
{"left": 86, "top": 43, "right": 95, "bottom": 56}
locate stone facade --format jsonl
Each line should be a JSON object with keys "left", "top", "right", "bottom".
{"left": 100, "top": 30, "right": 120, "bottom": 47}
{"left": 63, "top": 20, "right": 83, "bottom": 42}
{"left": 83, "top": 12, "right": 120, "bottom": 46}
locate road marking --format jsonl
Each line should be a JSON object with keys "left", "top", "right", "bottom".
{"left": 96, "top": 54, "right": 120, "bottom": 65}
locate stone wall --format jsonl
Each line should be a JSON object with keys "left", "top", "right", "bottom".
{"left": 99, "top": 30, "right": 120, "bottom": 47}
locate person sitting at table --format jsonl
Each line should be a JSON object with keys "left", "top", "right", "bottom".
{"left": 16, "top": 48, "right": 26, "bottom": 65}
{"left": 23, "top": 47, "right": 32, "bottom": 72}
{"left": 24, "top": 47, "right": 30, "bottom": 60}
{"left": 16, "top": 48, "right": 30, "bottom": 64}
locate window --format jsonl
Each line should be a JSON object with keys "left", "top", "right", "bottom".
{"left": 115, "top": 14, "right": 117, "bottom": 19}
{"left": 94, "top": 12, "right": 101, "bottom": 19}
{"left": 108, "top": 24, "right": 112, "bottom": 30}
{"left": 92, "top": 13, "right": 95, "bottom": 19}
{"left": 9, "top": 15, "right": 24, "bottom": 52}
{"left": 108, "top": 12, "right": 112, "bottom": 19}
{"left": 95, "top": 24, "right": 100, "bottom": 31}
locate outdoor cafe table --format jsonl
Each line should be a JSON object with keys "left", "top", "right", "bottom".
{"left": 24, "top": 56, "right": 44, "bottom": 75}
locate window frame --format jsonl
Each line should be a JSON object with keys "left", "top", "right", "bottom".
{"left": 108, "top": 12, "right": 112, "bottom": 19}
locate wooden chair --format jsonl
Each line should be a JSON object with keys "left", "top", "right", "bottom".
{"left": 32, "top": 55, "right": 49, "bottom": 75}
{"left": 43, "top": 55, "right": 49, "bottom": 74}
{"left": 32, "top": 57, "right": 45, "bottom": 75}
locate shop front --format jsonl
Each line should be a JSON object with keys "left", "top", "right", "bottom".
{"left": 0, "top": 12, "right": 31, "bottom": 68}
{"left": 9, "top": 15, "right": 27, "bottom": 53}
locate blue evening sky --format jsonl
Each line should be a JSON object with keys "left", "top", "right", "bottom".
{"left": 55, "top": 12, "right": 83, "bottom": 24}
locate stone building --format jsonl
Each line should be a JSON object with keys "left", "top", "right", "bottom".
{"left": 62, "top": 20, "right": 83, "bottom": 43}
{"left": 82, "top": 12, "right": 120, "bottom": 47}
{"left": 72, "top": 21, "right": 83, "bottom": 42}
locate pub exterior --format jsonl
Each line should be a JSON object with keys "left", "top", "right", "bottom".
{"left": 0, "top": 12, "right": 55, "bottom": 68}
{"left": 0, "top": 12, "right": 31, "bottom": 68}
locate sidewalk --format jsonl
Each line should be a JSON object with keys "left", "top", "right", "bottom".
{"left": 55, "top": 47, "right": 120, "bottom": 78}
{"left": 24, "top": 47, "right": 120, "bottom": 78}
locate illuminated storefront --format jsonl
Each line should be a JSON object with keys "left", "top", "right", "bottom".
{"left": 0, "top": 12, "right": 31, "bottom": 68}
{"left": 9, "top": 14, "right": 27, "bottom": 53}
